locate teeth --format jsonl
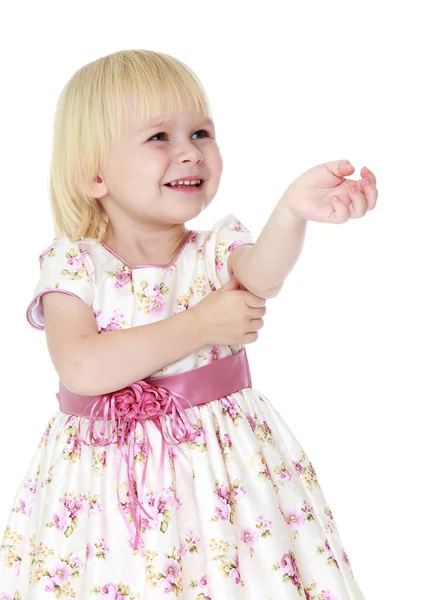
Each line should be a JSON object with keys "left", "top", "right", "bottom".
{"left": 169, "top": 179, "right": 201, "bottom": 187}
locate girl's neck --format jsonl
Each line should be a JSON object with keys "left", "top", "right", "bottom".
{"left": 101, "top": 226, "right": 191, "bottom": 269}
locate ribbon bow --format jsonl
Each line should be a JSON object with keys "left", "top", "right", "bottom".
{"left": 76, "top": 379, "right": 199, "bottom": 555}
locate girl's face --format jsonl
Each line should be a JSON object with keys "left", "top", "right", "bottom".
{"left": 93, "top": 111, "right": 223, "bottom": 228}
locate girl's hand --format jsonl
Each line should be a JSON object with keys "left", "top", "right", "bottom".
{"left": 192, "top": 276, "right": 266, "bottom": 346}
{"left": 284, "top": 160, "right": 378, "bottom": 223}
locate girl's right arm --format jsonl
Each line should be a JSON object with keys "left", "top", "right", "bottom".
{"left": 42, "top": 292, "right": 206, "bottom": 395}
{"left": 42, "top": 276, "right": 265, "bottom": 396}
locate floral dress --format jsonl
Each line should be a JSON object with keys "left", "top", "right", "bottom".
{"left": 0, "top": 214, "right": 365, "bottom": 599}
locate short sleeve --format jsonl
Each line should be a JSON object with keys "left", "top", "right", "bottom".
{"left": 26, "top": 237, "right": 95, "bottom": 331}
{"left": 211, "top": 213, "right": 255, "bottom": 287}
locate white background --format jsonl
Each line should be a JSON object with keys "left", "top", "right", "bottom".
{"left": 1, "top": 1, "right": 429, "bottom": 598}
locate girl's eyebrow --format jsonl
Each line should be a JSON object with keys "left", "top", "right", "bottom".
{"left": 138, "top": 118, "right": 214, "bottom": 132}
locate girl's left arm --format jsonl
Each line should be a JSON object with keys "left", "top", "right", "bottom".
{"left": 230, "top": 160, "right": 377, "bottom": 299}
{"left": 230, "top": 194, "right": 307, "bottom": 299}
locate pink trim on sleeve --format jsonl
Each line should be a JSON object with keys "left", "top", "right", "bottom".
{"left": 26, "top": 289, "right": 88, "bottom": 331}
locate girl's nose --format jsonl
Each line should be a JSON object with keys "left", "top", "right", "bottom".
{"left": 175, "top": 145, "right": 204, "bottom": 164}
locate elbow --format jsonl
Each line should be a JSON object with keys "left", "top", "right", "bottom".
{"left": 233, "top": 249, "right": 284, "bottom": 299}
{"left": 58, "top": 351, "right": 99, "bottom": 396}
{"left": 237, "top": 279, "right": 283, "bottom": 300}
{"left": 259, "top": 282, "right": 284, "bottom": 299}
{"left": 253, "top": 283, "right": 284, "bottom": 300}
{"left": 240, "top": 276, "right": 284, "bottom": 299}
{"left": 59, "top": 367, "right": 95, "bottom": 397}
{"left": 61, "top": 376, "right": 103, "bottom": 397}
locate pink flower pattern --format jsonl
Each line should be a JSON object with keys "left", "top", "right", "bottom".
{"left": 94, "top": 308, "right": 126, "bottom": 332}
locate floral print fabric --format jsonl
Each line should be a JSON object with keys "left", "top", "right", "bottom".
{"left": 1, "top": 214, "right": 365, "bottom": 598}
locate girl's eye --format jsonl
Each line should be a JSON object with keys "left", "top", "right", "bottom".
{"left": 149, "top": 129, "right": 211, "bottom": 142}
{"left": 192, "top": 129, "right": 211, "bottom": 139}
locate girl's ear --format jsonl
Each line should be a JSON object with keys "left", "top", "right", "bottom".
{"left": 90, "top": 174, "right": 108, "bottom": 199}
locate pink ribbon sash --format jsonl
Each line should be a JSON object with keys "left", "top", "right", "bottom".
{"left": 56, "top": 348, "right": 252, "bottom": 555}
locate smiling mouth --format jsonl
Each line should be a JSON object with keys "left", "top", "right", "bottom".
{"left": 165, "top": 180, "right": 204, "bottom": 188}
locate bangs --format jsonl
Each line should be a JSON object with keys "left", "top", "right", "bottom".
{"left": 124, "top": 61, "right": 212, "bottom": 134}
{"left": 87, "top": 50, "right": 212, "bottom": 163}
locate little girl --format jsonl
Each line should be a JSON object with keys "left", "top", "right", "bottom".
{"left": 0, "top": 49, "right": 377, "bottom": 599}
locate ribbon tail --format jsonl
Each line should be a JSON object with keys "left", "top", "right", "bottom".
{"left": 119, "top": 423, "right": 155, "bottom": 548}
{"left": 127, "top": 431, "right": 155, "bottom": 523}
{"left": 127, "top": 427, "right": 142, "bottom": 550}
{"left": 115, "top": 447, "right": 139, "bottom": 552}
{"left": 167, "top": 396, "right": 199, "bottom": 445}
{"left": 152, "top": 417, "right": 168, "bottom": 522}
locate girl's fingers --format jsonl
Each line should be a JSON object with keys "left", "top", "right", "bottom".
{"left": 328, "top": 165, "right": 378, "bottom": 221}
{"left": 330, "top": 196, "right": 350, "bottom": 223}
{"left": 362, "top": 178, "right": 378, "bottom": 210}
{"left": 361, "top": 166, "right": 377, "bottom": 185}
{"left": 348, "top": 184, "right": 368, "bottom": 218}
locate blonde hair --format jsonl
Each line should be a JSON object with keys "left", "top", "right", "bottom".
{"left": 50, "top": 49, "right": 212, "bottom": 241}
